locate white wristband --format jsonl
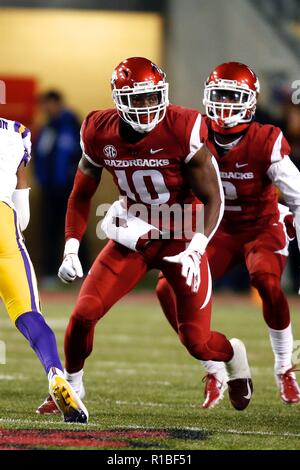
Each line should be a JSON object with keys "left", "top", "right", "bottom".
{"left": 188, "top": 233, "right": 209, "bottom": 255}
{"left": 64, "top": 238, "right": 80, "bottom": 256}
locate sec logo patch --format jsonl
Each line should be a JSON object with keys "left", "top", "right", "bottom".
{"left": 103, "top": 145, "right": 117, "bottom": 158}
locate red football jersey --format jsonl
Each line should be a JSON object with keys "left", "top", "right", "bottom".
{"left": 81, "top": 105, "right": 206, "bottom": 233}
{"left": 201, "top": 118, "right": 291, "bottom": 229}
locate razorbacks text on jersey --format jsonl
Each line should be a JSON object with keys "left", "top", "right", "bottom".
{"left": 201, "top": 118, "right": 290, "bottom": 228}
{"left": 0, "top": 118, "right": 31, "bottom": 208}
{"left": 80, "top": 105, "right": 205, "bottom": 210}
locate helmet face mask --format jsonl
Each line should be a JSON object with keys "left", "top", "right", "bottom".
{"left": 203, "top": 63, "right": 260, "bottom": 130}
{"left": 111, "top": 58, "right": 169, "bottom": 133}
{"left": 113, "top": 83, "right": 169, "bottom": 132}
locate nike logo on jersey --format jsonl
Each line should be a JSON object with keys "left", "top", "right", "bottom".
{"left": 236, "top": 163, "right": 248, "bottom": 168}
{"left": 243, "top": 380, "right": 252, "bottom": 400}
{"left": 150, "top": 148, "right": 164, "bottom": 154}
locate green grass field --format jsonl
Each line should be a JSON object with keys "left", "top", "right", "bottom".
{"left": 0, "top": 291, "right": 300, "bottom": 450}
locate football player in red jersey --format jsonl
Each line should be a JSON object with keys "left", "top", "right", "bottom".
{"left": 37, "top": 57, "right": 254, "bottom": 415}
{"left": 156, "top": 62, "right": 300, "bottom": 409}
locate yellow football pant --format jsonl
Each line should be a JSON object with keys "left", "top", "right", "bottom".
{"left": 0, "top": 201, "right": 40, "bottom": 323}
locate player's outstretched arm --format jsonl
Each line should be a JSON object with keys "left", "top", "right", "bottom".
{"left": 58, "top": 155, "right": 102, "bottom": 283}
{"left": 164, "top": 145, "right": 224, "bottom": 293}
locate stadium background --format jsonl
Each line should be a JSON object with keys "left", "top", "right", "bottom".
{"left": 0, "top": 0, "right": 299, "bottom": 287}
{"left": 1, "top": 0, "right": 300, "bottom": 452}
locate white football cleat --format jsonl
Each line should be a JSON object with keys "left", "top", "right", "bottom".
{"left": 225, "top": 338, "right": 253, "bottom": 411}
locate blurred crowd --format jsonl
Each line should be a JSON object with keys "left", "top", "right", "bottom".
{"left": 32, "top": 91, "right": 90, "bottom": 288}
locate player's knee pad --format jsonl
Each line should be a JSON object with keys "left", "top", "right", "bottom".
{"left": 71, "top": 294, "right": 105, "bottom": 325}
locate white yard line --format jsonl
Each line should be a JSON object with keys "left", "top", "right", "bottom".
{"left": 115, "top": 400, "right": 180, "bottom": 408}
{"left": 0, "top": 374, "right": 27, "bottom": 380}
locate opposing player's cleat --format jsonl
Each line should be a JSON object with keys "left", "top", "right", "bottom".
{"left": 276, "top": 368, "right": 300, "bottom": 405}
{"left": 225, "top": 338, "right": 253, "bottom": 411}
{"left": 36, "top": 395, "right": 60, "bottom": 415}
{"left": 48, "top": 368, "right": 88, "bottom": 423}
{"left": 202, "top": 370, "right": 228, "bottom": 409}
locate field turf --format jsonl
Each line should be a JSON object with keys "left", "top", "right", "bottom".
{"left": 0, "top": 291, "right": 300, "bottom": 450}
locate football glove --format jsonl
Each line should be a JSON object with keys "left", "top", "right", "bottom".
{"left": 163, "top": 233, "right": 208, "bottom": 293}
{"left": 164, "top": 249, "right": 202, "bottom": 293}
{"left": 58, "top": 238, "right": 83, "bottom": 284}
